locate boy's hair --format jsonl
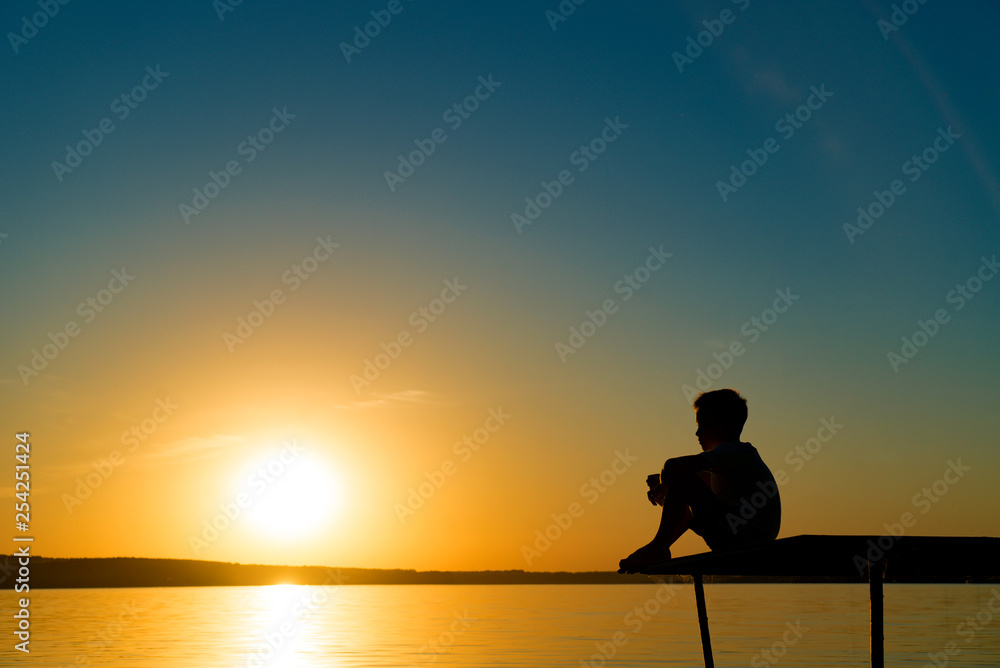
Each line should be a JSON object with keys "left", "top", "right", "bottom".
{"left": 693, "top": 389, "right": 748, "bottom": 437}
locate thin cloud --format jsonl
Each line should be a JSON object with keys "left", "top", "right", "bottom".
{"left": 138, "top": 434, "right": 246, "bottom": 463}
{"left": 334, "top": 390, "right": 439, "bottom": 410}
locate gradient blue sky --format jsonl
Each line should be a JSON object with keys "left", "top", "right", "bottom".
{"left": 2, "top": 0, "right": 998, "bottom": 570}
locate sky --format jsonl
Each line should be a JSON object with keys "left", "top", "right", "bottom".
{"left": 1, "top": 0, "right": 998, "bottom": 572}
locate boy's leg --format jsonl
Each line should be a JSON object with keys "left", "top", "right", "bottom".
{"left": 653, "top": 468, "right": 727, "bottom": 548}
{"left": 619, "top": 467, "right": 726, "bottom": 571}
{"left": 667, "top": 469, "right": 737, "bottom": 551}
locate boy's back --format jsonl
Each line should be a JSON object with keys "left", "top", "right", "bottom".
{"left": 694, "top": 440, "right": 780, "bottom": 549}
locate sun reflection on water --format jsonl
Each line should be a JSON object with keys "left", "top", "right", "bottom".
{"left": 237, "top": 584, "right": 333, "bottom": 668}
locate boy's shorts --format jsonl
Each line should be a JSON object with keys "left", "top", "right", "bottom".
{"left": 688, "top": 507, "right": 772, "bottom": 551}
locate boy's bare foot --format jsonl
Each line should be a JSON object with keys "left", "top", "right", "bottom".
{"left": 618, "top": 542, "right": 672, "bottom": 574}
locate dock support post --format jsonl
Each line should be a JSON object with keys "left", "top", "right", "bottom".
{"left": 693, "top": 574, "right": 714, "bottom": 668}
{"left": 870, "top": 558, "right": 884, "bottom": 668}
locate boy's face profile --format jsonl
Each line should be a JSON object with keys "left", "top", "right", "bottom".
{"left": 694, "top": 410, "right": 732, "bottom": 450}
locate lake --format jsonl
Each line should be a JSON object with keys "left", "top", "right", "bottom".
{"left": 3, "top": 583, "right": 999, "bottom": 666}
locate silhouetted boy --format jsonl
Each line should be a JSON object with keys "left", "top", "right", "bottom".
{"left": 619, "top": 389, "right": 780, "bottom": 573}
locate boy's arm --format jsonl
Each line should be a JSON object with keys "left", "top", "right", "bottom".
{"left": 661, "top": 453, "right": 709, "bottom": 478}
{"left": 646, "top": 454, "right": 710, "bottom": 505}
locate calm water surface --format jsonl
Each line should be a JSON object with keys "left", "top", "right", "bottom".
{"left": 3, "top": 584, "right": 999, "bottom": 666}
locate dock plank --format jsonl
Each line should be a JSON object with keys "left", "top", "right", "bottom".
{"left": 636, "top": 535, "right": 1000, "bottom": 583}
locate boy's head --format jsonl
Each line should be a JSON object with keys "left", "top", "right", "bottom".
{"left": 693, "top": 389, "right": 748, "bottom": 448}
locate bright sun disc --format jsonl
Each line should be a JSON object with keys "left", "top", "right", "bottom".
{"left": 244, "top": 451, "right": 343, "bottom": 540}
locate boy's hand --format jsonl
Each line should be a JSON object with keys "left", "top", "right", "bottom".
{"left": 647, "top": 485, "right": 667, "bottom": 506}
{"left": 646, "top": 474, "right": 666, "bottom": 505}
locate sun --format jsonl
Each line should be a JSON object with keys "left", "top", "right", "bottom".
{"left": 241, "top": 449, "right": 344, "bottom": 540}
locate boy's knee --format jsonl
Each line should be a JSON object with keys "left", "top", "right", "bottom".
{"left": 661, "top": 461, "right": 691, "bottom": 483}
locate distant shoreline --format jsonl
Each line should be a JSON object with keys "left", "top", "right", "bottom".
{"left": 2, "top": 555, "right": 655, "bottom": 589}
{"left": 0, "top": 555, "right": 926, "bottom": 589}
